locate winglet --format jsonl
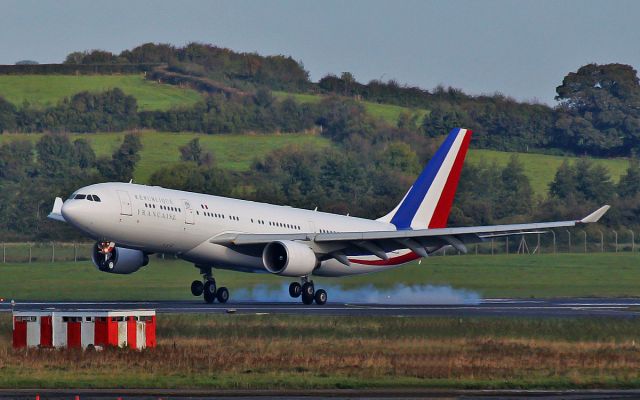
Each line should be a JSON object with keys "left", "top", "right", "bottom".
{"left": 47, "top": 197, "right": 66, "bottom": 222}
{"left": 580, "top": 205, "right": 610, "bottom": 223}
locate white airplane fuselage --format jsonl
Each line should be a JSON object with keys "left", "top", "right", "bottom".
{"left": 61, "top": 182, "right": 409, "bottom": 277}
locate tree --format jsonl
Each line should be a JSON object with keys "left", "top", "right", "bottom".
{"left": 574, "top": 159, "right": 614, "bottom": 204}
{"left": 0, "top": 97, "right": 17, "bottom": 132}
{"left": 0, "top": 140, "right": 33, "bottom": 181}
{"left": 179, "top": 138, "right": 214, "bottom": 166}
{"left": 74, "top": 139, "right": 96, "bottom": 169}
{"left": 421, "top": 103, "right": 465, "bottom": 137}
{"left": 149, "top": 163, "right": 232, "bottom": 196}
{"left": 35, "top": 135, "right": 77, "bottom": 178}
{"left": 549, "top": 160, "right": 577, "bottom": 199}
{"left": 495, "top": 155, "right": 533, "bottom": 219}
{"left": 618, "top": 158, "right": 640, "bottom": 198}
{"left": 554, "top": 63, "right": 640, "bottom": 155}
{"left": 98, "top": 133, "right": 143, "bottom": 181}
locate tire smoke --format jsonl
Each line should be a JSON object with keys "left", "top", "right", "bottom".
{"left": 233, "top": 283, "right": 481, "bottom": 305}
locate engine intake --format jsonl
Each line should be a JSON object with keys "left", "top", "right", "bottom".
{"left": 262, "top": 240, "right": 318, "bottom": 277}
{"left": 91, "top": 242, "right": 149, "bottom": 274}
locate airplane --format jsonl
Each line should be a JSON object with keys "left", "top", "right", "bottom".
{"left": 48, "top": 128, "right": 610, "bottom": 305}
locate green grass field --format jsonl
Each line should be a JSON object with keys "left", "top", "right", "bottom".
{"left": 2, "top": 314, "right": 640, "bottom": 389}
{"left": 0, "top": 253, "right": 638, "bottom": 301}
{"left": 273, "top": 91, "right": 428, "bottom": 125}
{"left": 0, "top": 74, "right": 203, "bottom": 111}
{"left": 467, "top": 148, "right": 629, "bottom": 195}
{"left": 0, "top": 131, "right": 330, "bottom": 182}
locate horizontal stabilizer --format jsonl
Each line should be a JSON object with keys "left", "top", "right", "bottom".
{"left": 580, "top": 205, "right": 610, "bottom": 223}
{"left": 47, "top": 197, "right": 65, "bottom": 222}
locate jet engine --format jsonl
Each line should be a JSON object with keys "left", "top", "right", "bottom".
{"left": 91, "top": 241, "right": 149, "bottom": 274}
{"left": 262, "top": 240, "right": 318, "bottom": 277}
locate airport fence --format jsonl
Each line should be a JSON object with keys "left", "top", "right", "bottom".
{"left": 0, "top": 229, "right": 637, "bottom": 263}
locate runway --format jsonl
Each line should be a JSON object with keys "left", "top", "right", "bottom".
{"left": 2, "top": 297, "right": 640, "bottom": 317}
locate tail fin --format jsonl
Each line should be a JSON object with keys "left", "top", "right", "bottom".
{"left": 378, "top": 128, "right": 472, "bottom": 230}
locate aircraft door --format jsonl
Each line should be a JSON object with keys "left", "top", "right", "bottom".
{"left": 117, "top": 190, "right": 132, "bottom": 216}
{"left": 183, "top": 199, "right": 195, "bottom": 224}
{"left": 308, "top": 220, "right": 316, "bottom": 233}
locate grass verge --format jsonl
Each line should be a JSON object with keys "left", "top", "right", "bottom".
{"left": 0, "top": 253, "right": 638, "bottom": 301}
{"left": 2, "top": 314, "right": 640, "bottom": 389}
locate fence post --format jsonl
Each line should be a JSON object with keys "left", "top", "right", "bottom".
{"left": 51, "top": 242, "right": 55, "bottom": 263}
{"left": 475, "top": 244, "right": 478, "bottom": 255}
{"left": 28, "top": 243, "right": 32, "bottom": 263}
{"left": 581, "top": 230, "right": 587, "bottom": 253}
{"left": 630, "top": 229, "right": 635, "bottom": 253}
{"left": 537, "top": 233, "right": 541, "bottom": 255}
{"left": 491, "top": 238, "right": 494, "bottom": 255}
{"left": 613, "top": 230, "right": 618, "bottom": 253}
{"left": 74, "top": 242, "right": 77, "bottom": 262}
{"left": 566, "top": 230, "right": 571, "bottom": 253}
{"left": 551, "top": 230, "right": 556, "bottom": 254}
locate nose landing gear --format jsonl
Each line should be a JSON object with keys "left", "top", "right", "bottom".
{"left": 289, "top": 278, "right": 327, "bottom": 305}
{"left": 191, "top": 265, "right": 229, "bottom": 304}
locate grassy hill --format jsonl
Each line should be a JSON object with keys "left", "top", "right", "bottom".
{"left": 0, "top": 74, "right": 203, "bottom": 111}
{"left": 0, "top": 132, "right": 330, "bottom": 182}
{"left": 273, "top": 91, "right": 428, "bottom": 125}
{"left": 0, "top": 73, "right": 629, "bottom": 193}
{"left": 467, "top": 149, "right": 629, "bottom": 195}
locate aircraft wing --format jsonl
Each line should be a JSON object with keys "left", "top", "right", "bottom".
{"left": 211, "top": 205, "right": 610, "bottom": 264}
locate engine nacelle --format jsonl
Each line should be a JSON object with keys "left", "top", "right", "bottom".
{"left": 262, "top": 240, "right": 318, "bottom": 277}
{"left": 91, "top": 242, "right": 149, "bottom": 274}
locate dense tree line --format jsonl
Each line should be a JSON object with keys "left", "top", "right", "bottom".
{"left": 64, "top": 42, "right": 310, "bottom": 91}
{"left": 0, "top": 133, "right": 143, "bottom": 240}
{"left": 0, "top": 88, "right": 318, "bottom": 135}
{"left": 320, "top": 64, "right": 640, "bottom": 157}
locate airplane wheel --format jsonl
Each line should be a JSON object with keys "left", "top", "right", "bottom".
{"left": 216, "top": 287, "right": 229, "bottom": 303}
{"left": 314, "top": 289, "right": 327, "bottom": 305}
{"left": 203, "top": 280, "right": 217, "bottom": 304}
{"left": 301, "top": 283, "right": 314, "bottom": 305}
{"left": 289, "top": 282, "right": 302, "bottom": 298}
{"left": 191, "top": 280, "right": 204, "bottom": 296}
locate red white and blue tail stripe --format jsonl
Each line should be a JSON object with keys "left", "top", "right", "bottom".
{"left": 378, "top": 128, "right": 472, "bottom": 230}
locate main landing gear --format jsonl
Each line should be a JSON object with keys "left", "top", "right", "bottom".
{"left": 191, "top": 265, "right": 229, "bottom": 304}
{"left": 289, "top": 278, "right": 327, "bottom": 305}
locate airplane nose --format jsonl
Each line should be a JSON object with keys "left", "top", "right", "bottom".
{"left": 61, "top": 200, "right": 82, "bottom": 225}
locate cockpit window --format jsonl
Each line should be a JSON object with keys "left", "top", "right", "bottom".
{"left": 75, "top": 194, "right": 86, "bottom": 200}
{"left": 93, "top": 195, "right": 101, "bottom": 202}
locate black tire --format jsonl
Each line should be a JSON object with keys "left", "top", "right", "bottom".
{"left": 191, "top": 280, "right": 204, "bottom": 296}
{"left": 289, "top": 282, "right": 302, "bottom": 298}
{"left": 216, "top": 287, "right": 229, "bottom": 303}
{"left": 301, "top": 282, "right": 314, "bottom": 305}
{"left": 314, "top": 289, "right": 327, "bottom": 305}
{"left": 203, "top": 280, "right": 217, "bottom": 304}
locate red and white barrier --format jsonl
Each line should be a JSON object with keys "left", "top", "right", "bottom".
{"left": 12, "top": 310, "right": 156, "bottom": 350}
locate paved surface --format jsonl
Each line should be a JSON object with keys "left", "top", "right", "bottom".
{"left": 1, "top": 388, "right": 640, "bottom": 399}
{"left": 2, "top": 297, "right": 640, "bottom": 318}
